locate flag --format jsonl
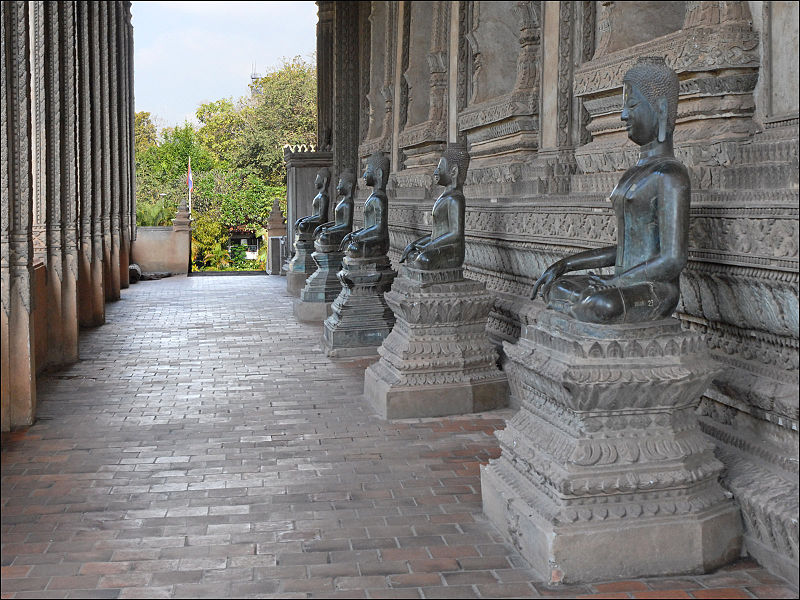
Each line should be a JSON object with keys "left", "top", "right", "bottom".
{"left": 187, "top": 157, "right": 193, "bottom": 192}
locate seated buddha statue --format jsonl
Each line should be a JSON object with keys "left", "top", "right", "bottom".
{"left": 295, "top": 167, "right": 331, "bottom": 236}
{"left": 531, "top": 57, "right": 689, "bottom": 324}
{"left": 400, "top": 145, "right": 469, "bottom": 270}
{"left": 314, "top": 169, "right": 355, "bottom": 247}
{"left": 339, "top": 153, "right": 390, "bottom": 259}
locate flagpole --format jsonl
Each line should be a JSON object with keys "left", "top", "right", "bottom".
{"left": 188, "top": 157, "right": 193, "bottom": 217}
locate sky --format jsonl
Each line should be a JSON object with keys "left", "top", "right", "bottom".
{"left": 132, "top": 1, "right": 318, "bottom": 128}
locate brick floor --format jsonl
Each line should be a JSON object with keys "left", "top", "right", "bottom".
{"left": 1, "top": 276, "right": 796, "bottom": 599}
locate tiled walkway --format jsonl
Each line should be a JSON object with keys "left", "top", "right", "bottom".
{"left": 1, "top": 276, "right": 796, "bottom": 599}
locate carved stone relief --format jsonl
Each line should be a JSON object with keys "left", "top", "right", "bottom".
{"left": 359, "top": 2, "right": 396, "bottom": 159}
{"left": 465, "top": 1, "right": 518, "bottom": 105}
{"left": 344, "top": 0, "right": 798, "bottom": 584}
{"left": 594, "top": 1, "right": 686, "bottom": 58}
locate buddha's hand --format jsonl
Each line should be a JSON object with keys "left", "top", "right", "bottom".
{"left": 313, "top": 224, "right": 326, "bottom": 238}
{"left": 531, "top": 263, "right": 566, "bottom": 300}
{"left": 399, "top": 242, "right": 416, "bottom": 263}
{"left": 339, "top": 232, "right": 353, "bottom": 251}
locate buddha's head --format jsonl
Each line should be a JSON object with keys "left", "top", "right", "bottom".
{"left": 435, "top": 144, "right": 470, "bottom": 189}
{"left": 621, "top": 57, "right": 678, "bottom": 146}
{"left": 363, "top": 152, "right": 390, "bottom": 190}
{"left": 337, "top": 169, "right": 356, "bottom": 197}
{"left": 315, "top": 167, "right": 331, "bottom": 190}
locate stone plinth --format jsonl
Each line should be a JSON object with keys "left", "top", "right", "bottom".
{"left": 364, "top": 267, "right": 508, "bottom": 419}
{"left": 322, "top": 255, "right": 396, "bottom": 358}
{"left": 286, "top": 233, "right": 316, "bottom": 297}
{"left": 293, "top": 241, "right": 345, "bottom": 322}
{"left": 482, "top": 309, "right": 741, "bottom": 584}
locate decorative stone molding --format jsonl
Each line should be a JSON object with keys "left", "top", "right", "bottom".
{"left": 396, "top": 1, "right": 450, "bottom": 172}
{"left": 364, "top": 267, "right": 508, "bottom": 418}
{"left": 322, "top": 255, "right": 397, "bottom": 358}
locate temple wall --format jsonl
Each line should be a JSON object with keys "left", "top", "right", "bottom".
{"left": 131, "top": 227, "right": 190, "bottom": 276}
{"left": 1, "top": 1, "right": 136, "bottom": 431}
{"left": 321, "top": 0, "right": 799, "bottom": 584}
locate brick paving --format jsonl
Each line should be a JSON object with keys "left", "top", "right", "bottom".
{"left": 1, "top": 275, "right": 796, "bottom": 599}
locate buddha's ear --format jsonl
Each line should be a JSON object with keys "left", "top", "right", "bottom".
{"left": 657, "top": 97, "right": 669, "bottom": 143}
{"left": 450, "top": 162, "right": 459, "bottom": 185}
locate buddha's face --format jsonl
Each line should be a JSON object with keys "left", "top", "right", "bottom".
{"left": 362, "top": 165, "right": 375, "bottom": 187}
{"left": 315, "top": 173, "right": 324, "bottom": 189}
{"left": 337, "top": 178, "right": 351, "bottom": 196}
{"left": 621, "top": 82, "right": 658, "bottom": 146}
{"left": 433, "top": 158, "right": 451, "bottom": 187}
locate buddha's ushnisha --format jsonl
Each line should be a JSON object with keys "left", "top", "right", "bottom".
{"left": 532, "top": 56, "right": 689, "bottom": 324}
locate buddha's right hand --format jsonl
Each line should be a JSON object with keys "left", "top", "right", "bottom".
{"left": 531, "top": 263, "right": 566, "bottom": 300}
{"left": 399, "top": 244, "right": 414, "bottom": 263}
{"left": 339, "top": 232, "right": 353, "bottom": 251}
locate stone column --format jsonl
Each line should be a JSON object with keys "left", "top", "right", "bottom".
{"left": 58, "top": 0, "right": 79, "bottom": 363}
{"left": 99, "top": 2, "right": 116, "bottom": 301}
{"left": 43, "top": 1, "right": 65, "bottom": 366}
{"left": 76, "top": 1, "right": 101, "bottom": 327}
{"left": 107, "top": 2, "right": 122, "bottom": 298}
{"left": 89, "top": 2, "right": 106, "bottom": 319}
{"left": 1, "top": 0, "right": 37, "bottom": 429}
{"left": 117, "top": 2, "right": 131, "bottom": 288}
{"left": 29, "top": 2, "right": 47, "bottom": 264}
{"left": 127, "top": 3, "right": 136, "bottom": 259}
{"left": 316, "top": 1, "right": 334, "bottom": 149}
{"left": 332, "top": 1, "right": 361, "bottom": 177}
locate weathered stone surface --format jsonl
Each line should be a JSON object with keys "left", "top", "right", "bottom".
{"left": 286, "top": 234, "right": 317, "bottom": 297}
{"left": 292, "top": 296, "right": 333, "bottom": 323}
{"left": 322, "top": 255, "right": 396, "bottom": 358}
{"left": 300, "top": 244, "right": 346, "bottom": 302}
{"left": 365, "top": 266, "right": 507, "bottom": 419}
{"left": 482, "top": 306, "right": 742, "bottom": 583}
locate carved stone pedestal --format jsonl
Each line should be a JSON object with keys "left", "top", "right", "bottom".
{"left": 286, "top": 234, "right": 316, "bottom": 297}
{"left": 482, "top": 308, "right": 741, "bottom": 583}
{"left": 321, "top": 255, "right": 397, "bottom": 358}
{"left": 293, "top": 241, "right": 344, "bottom": 322}
{"left": 364, "top": 267, "right": 508, "bottom": 419}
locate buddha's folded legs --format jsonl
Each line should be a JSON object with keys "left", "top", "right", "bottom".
{"left": 545, "top": 275, "right": 680, "bottom": 324}
{"left": 410, "top": 243, "right": 463, "bottom": 270}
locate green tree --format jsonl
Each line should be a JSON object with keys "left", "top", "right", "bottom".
{"left": 236, "top": 56, "right": 317, "bottom": 185}
{"left": 134, "top": 111, "right": 158, "bottom": 155}
{"left": 196, "top": 98, "right": 248, "bottom": 167}
{"left": 136, "top": 122, "right": 215, "bottom": 225}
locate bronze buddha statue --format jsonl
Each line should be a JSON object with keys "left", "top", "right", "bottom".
{"left": 314, "top": 170, "right": 355, "bottom": 247}
{"left": 532, "top": 57, "right": 689, "bottom": 324}
{"left": 400, "top": 145, "right": 469, "bottom": 270}
{"left": 295, "top": 167, "right": 331, "bottom": 236}
{"left": 340, "top": 153, "right": 390, "bottom": 259}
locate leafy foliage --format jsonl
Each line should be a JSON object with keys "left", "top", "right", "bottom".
{"left": 135, "top": 55, "right": 315, "bottom": 271}
{"left": 134, "top": 111, "right": 158, "bottom": 155}
{"left": 136, "top": 195, "right": 176, "bottom": 226}
{"left": 235, "top": 56, "right": 317, "bottom": 186}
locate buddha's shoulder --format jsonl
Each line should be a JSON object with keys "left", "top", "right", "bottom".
{"left": 650, "top": 157, "right": 689, "bottom": 180}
